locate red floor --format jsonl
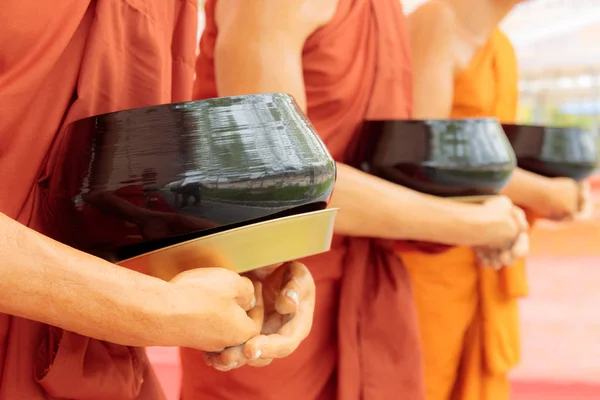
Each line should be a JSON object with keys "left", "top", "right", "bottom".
{"left": 147, "top": 257, "right": 600, "bottom": 400}
{"left": 148, "top": 179, "right": 600, "bottom": 399}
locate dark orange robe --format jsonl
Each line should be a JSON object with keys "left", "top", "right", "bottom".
{"left": 179, "top": 1, "right": 425, "bottom": 399}
{"left": 399, "top": 29, "right": 526, "bottom": 400}
{"left": 0, "top": 1, "right": 197, "bottom": 398}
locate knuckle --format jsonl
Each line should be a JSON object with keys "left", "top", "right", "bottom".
{"left": 240, "top": 276, "right": 255, "bottom": 293}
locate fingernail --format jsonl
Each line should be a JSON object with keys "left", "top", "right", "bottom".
{"left": 286, "top": 290, "right": 299, "bottom": 307}
{"left": 214, "top": 360, "right": 239, "bottom": 371}
{"left": 249, "top": 296, "right": 256, "bottom": 309}
{"left": 251, "top": 349, "right": 262, "bottom": 360}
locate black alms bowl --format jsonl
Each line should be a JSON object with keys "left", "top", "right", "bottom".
{"left": 502, "top": 124, "right": 599, "bottom": 181}
{"left": 47, "top": 93, "right": 336, "bottom": 261}
{"left": 352, "top": 119, "right": 517, "bottom": 197}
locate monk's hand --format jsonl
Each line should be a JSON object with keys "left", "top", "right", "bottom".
{"left": 574, "top": 180, "right": 594, "bottom": 221}
{"left": 474, "top": 196, "right": 530, "bottom": 269}
{"left": 204, "top": 261, "right": 316, "bottom": 370}
{"left": 164, "top": 268, "right": 262, "bottom": 353}
{"left": 534, "top": 177, "right": 593, "bottom": 221}
{"left": 549, "top": 178, "right": 593, "bottom": 222}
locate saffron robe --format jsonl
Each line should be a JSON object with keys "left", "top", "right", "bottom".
{"left": 0, "top": 1, "right": 197, "bottom": 398}
{"left": 400, "top": 29, "right": 526, "bottom": 400}
{"left": 179, "top": 0, "right": 425, "bottom": 399}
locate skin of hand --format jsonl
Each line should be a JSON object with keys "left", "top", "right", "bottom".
{"left": 502, "top": 172, "right": 592, "bottom": 221}
{"left": 203, "top": 261, "right": 316, "bottom": 370}
{"left": 164, "top": 268, "right": 263, "bottom": 352}
{"left": 472, "top": 195, "right": 529, "bottom": 268}
{"left": 541, "top": 177, "right": 593, "bottom": 221}
{"left": 574, "top": 180, "right": 594, "bottom": 221}
{"left": 0, "top": 212, "right": 262, "bottom": 352}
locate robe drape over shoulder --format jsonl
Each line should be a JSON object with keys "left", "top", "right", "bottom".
{"left": 399, "top": 29, "right": 526, "bottom": 400}
{"left": 180, "top": 1, "right": 425, "bottom": 399}
{"left": 0, "top": 1, "right": 197, "bottom": 398}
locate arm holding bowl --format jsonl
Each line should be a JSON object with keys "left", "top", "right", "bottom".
{"left": 212, "top": 0, "right": 527, "bottom": 250}
{"left": 0, "top": 212, "right": 262, "bottom": 352}
{"left": 407, "top": 0, "right": 591, "bottom": 222}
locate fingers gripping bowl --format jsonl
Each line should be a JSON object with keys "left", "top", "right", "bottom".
{"left": 48, "top": 93, "right": 337, "bottom": 278}
{"left": 352, "top": 118, "right": 517, "bottom": 200}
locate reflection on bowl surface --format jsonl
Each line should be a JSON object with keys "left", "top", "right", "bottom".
{"left": 502, "top": 124, "right": 599, "bottom": 181}
{"left": 47, "top": 93, "right": 336, "bottom": 261}
{"left": 353, "top": 119, "right": 517, "bottom": 197}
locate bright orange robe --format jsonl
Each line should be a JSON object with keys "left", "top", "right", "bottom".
{"left": 180, "top": 1, "right": 426, "bottom": 399}
{"left": 0, "top": 2, "right": 197, "bottom": 398}
{"left": 400, "top": 29, "right": 527, "bottom": 400}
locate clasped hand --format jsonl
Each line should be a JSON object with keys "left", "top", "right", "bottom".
{"left": 472, "top": 196, "right": 530, "bottom": 269}
{"left": 203, "top": 261, "right": 316, "bottom": 371}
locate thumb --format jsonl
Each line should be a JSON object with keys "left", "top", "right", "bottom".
{"left": 234, "top": 276, "right": 257, "bottom": 311}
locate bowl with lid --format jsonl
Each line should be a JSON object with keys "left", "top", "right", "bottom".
{"left": 352, "top": 118, "right": 517, "bottom": 199}
{"left": 502, "top": 124, "right": 598, "bottom": 181}
{"left": 48, "top": 93, "right": 337, "bottom": 277}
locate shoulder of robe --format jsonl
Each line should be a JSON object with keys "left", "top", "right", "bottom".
{"left": 494, "top": 29, "right": 517, "bottom": 58}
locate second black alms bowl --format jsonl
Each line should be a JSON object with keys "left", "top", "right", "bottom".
{"left": 502, "top": 124, "right": 599, "bottom": 181}
{"left": 353, "top": 118, "right": 517, "bottom": 197}
{"left": 47, "top": 93, "right": 336, "bottom": 262}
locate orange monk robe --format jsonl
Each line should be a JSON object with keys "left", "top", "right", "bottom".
{"left": 0, "top": 1, "right": 197, "bottom": 398}
{"left": 399, "top": 29, "right": 527, "bottom": 400}
{"left": 179, "top": 1, "right": 425, "bottom": 399}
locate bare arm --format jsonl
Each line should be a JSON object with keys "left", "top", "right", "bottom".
{"left": 503, "top": 170, "right": 579, "bottom": 218}
{"left": 407, "top": 1, "right": 457, "bottom": 119}
{"left": 210, "top": 0, "right": 517, "bottom": 247}
{"left": 0, "top": 213, "right": 169, "bottom": 345}
{"left": 331, "top": 163, "right": 506, "bottom": 245}
{"left": 406, "top": 1, "right": 579, "bottom": 218}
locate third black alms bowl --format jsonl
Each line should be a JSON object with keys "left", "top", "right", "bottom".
{"left": 502, "top": 124, "right": 599, "bottom": 181}
{"left": 46, "top": 93, "right": 336, "bottom": 263}
{"left": 353, "top": 118, "right": 517, "bottom": 198}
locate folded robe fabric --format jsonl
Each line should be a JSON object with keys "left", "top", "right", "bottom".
{"left": 0, "top": 1, "right": 197, "bottom": 398}
{"left": 180, "top": 1, "right": 425, "bottom": 399}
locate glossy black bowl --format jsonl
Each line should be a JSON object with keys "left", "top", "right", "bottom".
{"left": 352, "top": 119, "right": 517, "bottom": 197}
{"left": 47, "top": 93, "right": 336, "bottom": 261}
{"left": 502, "top": 124, "right": 599, "bottom": 181}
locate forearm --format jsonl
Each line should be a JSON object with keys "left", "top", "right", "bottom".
{"left": 501, "top": 168, "right": 554, "bottom": 214}
{"left": 331, "top": 163, "right": 492, "bottom": 246}
{"left": 0, "top": 213, "right": 166, "bottom": 346}
{"left": 213, "top": 18, "right": 487, "bottom": 246}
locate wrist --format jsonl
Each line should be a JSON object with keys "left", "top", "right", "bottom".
{"left": 132, "top": 278, "right": 176, "bottom": 346}
{"left": 406, "top": 198, "right": 492, "bottom": 246}
{"left": 451, "top": 204, "right": 496, "bottom": 246}
{"left": 531, "top": 178, "right": 560, "bottom": 217}
{"left": 532, "top": 177, "right": 578, "bottom": 218}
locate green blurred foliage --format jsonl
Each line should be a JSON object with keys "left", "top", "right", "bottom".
{"left": 518, "top": 105, "right": 600, "bottom": 129}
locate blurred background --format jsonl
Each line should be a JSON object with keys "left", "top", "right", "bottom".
{"left": 148, "top": 2, "right": 600, "bottom": 399}
{"left": 404, "top": 0, "right": 600, "bottom": 131}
